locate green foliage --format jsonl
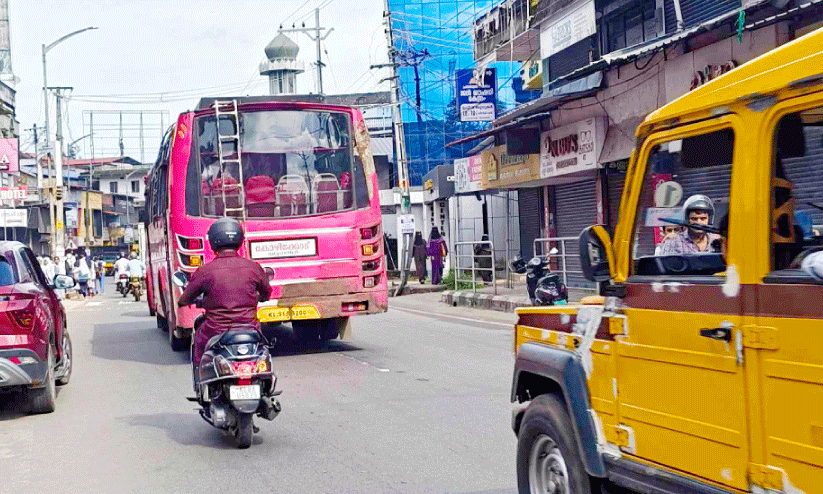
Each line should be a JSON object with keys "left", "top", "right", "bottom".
{"left": 443, "top": 270, "right": 485, "bottom": 290}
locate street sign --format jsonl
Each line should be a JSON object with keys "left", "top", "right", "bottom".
{"left": 397, "top": 214, "right": 416, "bottom": 236}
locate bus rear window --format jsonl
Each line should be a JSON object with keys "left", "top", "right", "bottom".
{"left": 0, "top": 257, "right": 17, "bottom": 286}
{"left": 186, "top": 110, "right": 368, "bottom": 218}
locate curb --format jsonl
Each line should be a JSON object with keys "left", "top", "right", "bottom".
{"left": 389, "top": 284, "right": 447, "bottom": 297}
{"left": 441, "top": 290, "right": 532, "bottom": 314}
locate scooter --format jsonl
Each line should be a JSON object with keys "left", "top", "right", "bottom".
{"left": 172, "top": 271, "right": 281, "bottom": 449}
{"left": 117, "top": 273, "right": 129, "bottom": 295}
{"left": 129, "top": 276, "right": 143, "bottom": 302}
{"left": 525, "top": 256, "right": 569, "bottom": 306}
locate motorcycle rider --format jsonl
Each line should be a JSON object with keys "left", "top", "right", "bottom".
{"left": 177, "top": 217, "right": 272, "bottom": 375}
{"left": 114, "top": 253, "right": 129, "bottom": 288}
{"left": 127, "top": 251, "right": 145, "bottom": 279}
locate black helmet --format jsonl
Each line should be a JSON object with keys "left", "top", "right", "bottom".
{"left": 208, "top": 217, "right": 244, "bottom": 251}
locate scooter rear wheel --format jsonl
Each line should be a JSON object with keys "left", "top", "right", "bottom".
{"left": 235, "top": 413, "right": 254, "bottom": 449}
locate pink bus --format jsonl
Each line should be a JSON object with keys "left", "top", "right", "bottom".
{"left": 145, "top": 98, "right": 388, "bottom": 351}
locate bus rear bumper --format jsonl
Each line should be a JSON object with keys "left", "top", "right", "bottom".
{"left": 258, "top": 290, "right": 388, "bottom": 322}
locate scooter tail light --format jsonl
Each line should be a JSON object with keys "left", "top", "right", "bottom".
{"left": 213, "top": 355, "right": 233, "bottom": 376}
{"left": 254, "top": 355, "right": 270, "bottom": 373}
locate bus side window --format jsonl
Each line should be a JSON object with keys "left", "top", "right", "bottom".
{"left": 768, "top": 106, "right": 823, "bottom": 280}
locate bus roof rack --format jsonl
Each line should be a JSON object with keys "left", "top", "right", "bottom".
{"left": 196, "top": 92, "right": 391, "bottom": 110}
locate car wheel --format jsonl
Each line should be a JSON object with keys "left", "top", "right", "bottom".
{"left": 517, "top": 394, "right": 592, "bottom": 494}
{"left": 56, "top": 331, "right": 72, "bottom": 386}
{"left": 28, "top": 341, "right": 56, "bottom": 414}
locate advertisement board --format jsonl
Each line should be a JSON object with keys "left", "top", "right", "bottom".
{"left": 0, "top": 209, "right": 27, "bottom": 227}
{"left": 482, "top": 145, "right": 540, "bottom": 189}
{"left": 454, "top": 156, "right": 483, "bottom": 193}
{"left": 0, "top": 138, "right": 18, "bottom": 173}
{"left": 539, "top": 118, "right": 606, "bottom": 179}
{"left": 456, "top": 68, "right": 497, "bottom": 122}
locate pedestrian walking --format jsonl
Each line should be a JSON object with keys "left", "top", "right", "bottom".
{"left": 95, "top": 257, "right": 105, "bottom": 294}
{"left": 426, "top": 227, "right": 448, "bottom": 285}
{"left": 73, "top": 251, "right": 91, "bottom": 298}
{"left": 412, "top": 232, "right": 428, "bottom": 283}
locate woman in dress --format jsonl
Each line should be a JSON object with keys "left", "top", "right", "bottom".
{"left": 426, "top": 227, "right": 448, "bottom": 285}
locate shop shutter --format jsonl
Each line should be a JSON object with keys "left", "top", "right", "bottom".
{"left": 677, "top": 164, "right": 732, "bottom": 220}
{"left": 518, "top": 188, "right": 543, "bottom": 260}
{"left": 783, "top": 126, "right": 823, "bottom": 227}
{"left": 680, "top": 0, "right": 740, "bottom": 28}
{"left": 555, "top": 179, "right": 598, "bottom": 289}
{"left": 607, "top": 171, "right": 626, "bottom": 233}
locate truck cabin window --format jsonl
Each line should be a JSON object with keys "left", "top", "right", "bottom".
{"left": 632, "top": 128, "right": 734, "bottom": 277}
{"left": 769, "top": 107, "right": 823, "bottom": 282}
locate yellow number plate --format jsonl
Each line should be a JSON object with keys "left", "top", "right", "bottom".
{"left": 290, "top": 305, "right": 321, "bottom": 320}
{"left": 257, "top": 307, "right": 290, "bottom": 323}
{"left": 256, "top": 305, "right": 321, "bottom": 322}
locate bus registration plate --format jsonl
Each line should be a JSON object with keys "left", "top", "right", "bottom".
{"left": 256, "top": 305, "right": 321, "bottom": 322}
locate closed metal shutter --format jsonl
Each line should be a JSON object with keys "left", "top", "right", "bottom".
{"left": 783, "top": 126, "right": 823, "bottom": 226}
{"left": 547, "top": 36, "right": 597, "bottom": 85}
{"left": 607, "top": 171, "right": 626, "bottom": 233}
{"left": 518, "top": 188, "right": 543, "bottom": 260}
{"left": 681, "top": 0, "right": 740, "bottom": 27}
{"left": 555, "top": 179, "right": 598, "bottom": 288}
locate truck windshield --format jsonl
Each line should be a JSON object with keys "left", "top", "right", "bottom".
{"left": 187, "top": 109, "right": 368, "bottom": 218}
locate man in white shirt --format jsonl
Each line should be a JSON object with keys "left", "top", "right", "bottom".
{"left": 114, "top": 253, "right": 130, "bottom": 278}
{"left": 127, "top": 252, "right": 146, "bottom": 278}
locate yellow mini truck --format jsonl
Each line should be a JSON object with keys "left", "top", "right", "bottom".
{"left": 511, "top": 28, "right": 823, "bottom": 494}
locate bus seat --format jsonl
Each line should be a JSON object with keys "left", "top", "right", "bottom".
{"left": 277, "top": 175, "right": 309, "bottom": 216}
{"left": 338, "top": 172, "right": 353, "bottom": 209}
{"left": 313, "top": 173, "right": 340, "bottom": 213}
{"left": 245, "top": 175, "right": 276, "bottom": 217}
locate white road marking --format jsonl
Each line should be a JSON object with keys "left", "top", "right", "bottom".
{"left": 390, "top": 306, "right": 512, "bottom": 328}
{"left": 339, "top": 353, "right": 390, "bottom": 373}
{"left": 87, "top": 302, "right": 102, "bottom": 306}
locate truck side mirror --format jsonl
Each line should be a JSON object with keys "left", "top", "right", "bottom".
{"left": 579, "top": 225, "right": 615, "bottom": 283}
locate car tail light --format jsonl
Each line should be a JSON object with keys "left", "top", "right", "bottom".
{"left": 362, "top": 259, "right": 380, "bottom": 272}
{"left": 177, "top": 235, "right": 204, "bottom": 251}
{"left": 4, "top": 294, "right": 36, "bottom": 330}
{"left": 360, "top": 226, "right": 378, "bottom": 240}
{"left": 342, "top": 301, "right": 368, "bottom": 313}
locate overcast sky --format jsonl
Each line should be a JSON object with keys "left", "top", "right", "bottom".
{"left": 9, "top": 0, "right": 390, "bottom": 160}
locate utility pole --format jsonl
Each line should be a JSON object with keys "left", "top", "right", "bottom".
{"left": 396, "top": 48, "right": 430, "bottom": 124}
{"left": 50, "top": 86, "right": 71, "bottom": 261}
{"left": 381, "top": 1, "right": 412, "bottom": 295}
{"left": 31, "top": 124, "right": 41, "bottom": 190}
{"left": 279, "top": 7, "right": 334, "bottom": 94}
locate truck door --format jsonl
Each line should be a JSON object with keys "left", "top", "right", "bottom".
{"left": 749, "top": 99, "right": 823, "bottom": 492}
{"left": 613, "top": 116, "right": 750, "bottom": 490}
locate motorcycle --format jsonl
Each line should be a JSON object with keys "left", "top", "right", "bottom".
{"left": 525, "top": 256, "right": 569, "bottom": 306}
{"left": 117, "top": 273, "right": 129, "bottom": 295}
{"left": 129, "top": 276, "right": 143, "bottom": 302}
{"left": 172, "top": 271, "right": 281, "bottom": 449}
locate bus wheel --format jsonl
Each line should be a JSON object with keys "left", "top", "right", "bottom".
{"left": 292, "top": 322, "right": 320, "bottom": 346}
{"left": 320, "top": 318, "right": 347, "bottom": 341}
{"left": 157, "top": 315, "right": 169, "bottom": 332}
{"left": 170, "top": 327, "right": 188, "bottom": 352}
{"left": 149, "top": 306, "right": 156, "bottom": 317}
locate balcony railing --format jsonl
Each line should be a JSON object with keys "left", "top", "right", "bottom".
{"left": 473, "top": 0, "right": 531, "bottom": 61}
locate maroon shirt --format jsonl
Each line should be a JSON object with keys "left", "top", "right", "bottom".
{"left": 178, "top": 250, "right": 272, "bottom": 329}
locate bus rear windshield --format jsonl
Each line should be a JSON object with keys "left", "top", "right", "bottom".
{"left": 186, "top": 110, "right": 369, "bottom": 218}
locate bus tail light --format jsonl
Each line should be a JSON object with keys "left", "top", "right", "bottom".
{"left": 360, "top": 226, "right": 378, "bottom": 239}
{"left": 342, "top": 301, "right": 368, "bottom": 313}
{"left": 363, "top": 276, "right": 378, "bottom": 288}
{"left": 362, "top": 260, "right": 380, "bottom": 272}
{"left": 180, "top": 253, "right": 204, "bottom": 267}
{"left": 177, "top": 235, "right": 204, "bottom": 251}
{"left": 362, "top": 243, "right": 377, "bottom": 256}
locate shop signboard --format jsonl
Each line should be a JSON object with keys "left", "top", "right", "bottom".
{"left": 82, "top": 191, "right": 103, "bottom": 210}
{"left": 0, "top": 209, "right": 27, "bottom": 227}
{"left": 0, "top": 138, "right": 18, "bottom": 173}
{"left": 539, "top": 0, "right": 596, "bottom": 60}
{"left": 482, "top": 145, "right": 540, "bottom": 188}
{"left": 454, "top": 156, "right": 483, "bottom": 193}
{"left": 540, "top": 117, "right": 606, "bottom": 179}
{"left": 0, "top": 186, "right": 27, "bottom": 202}
{"left": 456, "top": 68, "right": 497, "bottom": 122}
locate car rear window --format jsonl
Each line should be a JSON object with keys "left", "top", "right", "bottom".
{"left": 0, "top": 257, "right": 17, "bottom": 286}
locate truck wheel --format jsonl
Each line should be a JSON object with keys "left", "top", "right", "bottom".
{"left": 516, "top": 394, "right": 592, "bottom": 494}
{"left": 28, "top": 342, "right": 56, "bottom": 414}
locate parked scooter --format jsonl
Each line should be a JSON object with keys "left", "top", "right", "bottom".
{"left": 525, "top": 256, "right": 568, "bottom": 306}
{"left": 172, "top": 271, "right": 281, "bottom": 449}
{"left": 117, "top": 273, "right": 129, "bottom": 295}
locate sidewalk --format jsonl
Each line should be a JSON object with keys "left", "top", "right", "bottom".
{"left": 441, "top": 280, "right": 593, "bottom": 314}
{"left": 387, "top": 279, "right": 447, "bottom": 297}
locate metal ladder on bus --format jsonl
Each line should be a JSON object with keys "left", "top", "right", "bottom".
{"left": 213, "top": 99, "right": 246, "bottom": 220}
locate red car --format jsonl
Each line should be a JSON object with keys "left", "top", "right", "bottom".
{"left": 0, "top": 242, "right": 74, "bottom": 414}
